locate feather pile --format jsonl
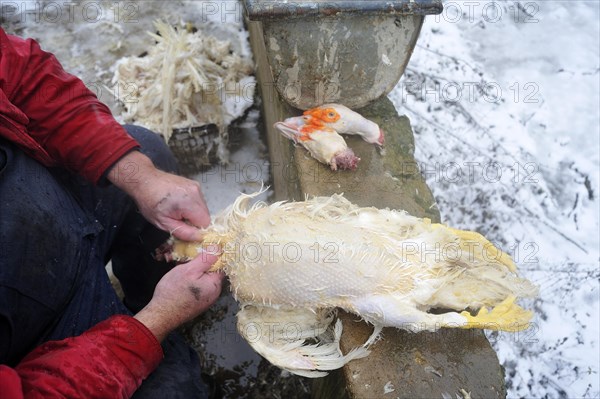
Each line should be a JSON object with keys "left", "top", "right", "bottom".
{"left": 112, "top": 20, "right": 255, "bottom": 160}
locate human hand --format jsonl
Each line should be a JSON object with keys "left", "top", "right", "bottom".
{"left": 108, "top": 151, "right": 210, "bottom": 241}
{"left": 134, "top": 253, "right": 224, "bottom": 342}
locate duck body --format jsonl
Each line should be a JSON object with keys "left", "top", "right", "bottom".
{"left": 166, "top": 192, "right": 538, "bottom": 377}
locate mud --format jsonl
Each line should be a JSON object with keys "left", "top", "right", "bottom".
{"left": 181, "top": 283, "right": 312, "bottom": 399}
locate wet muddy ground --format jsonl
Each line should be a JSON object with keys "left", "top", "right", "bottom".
{"left": 181, "top": 283, "right": 312, "bottom": 399}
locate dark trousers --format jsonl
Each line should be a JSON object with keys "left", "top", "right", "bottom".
{"left": 0, "top": 125, "right": 208, "bottom": 398}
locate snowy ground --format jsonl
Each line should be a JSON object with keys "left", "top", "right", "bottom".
{"left": 3, "top": 0, "right": 599, "bottom": 398}
{"left": 388, "top": 1, "right": 600, "bottom": 397}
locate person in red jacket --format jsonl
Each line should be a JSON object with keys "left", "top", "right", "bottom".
{"left": 0, "top": 252, "right": 223, "bottom": 398}
{"left": 0, "top": 28, "right": 223, "bottom": 397}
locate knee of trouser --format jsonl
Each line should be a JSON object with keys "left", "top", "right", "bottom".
{"left": 0, "top": 144, "right": 100, "bottom": 317}
{"left": 123, "top": 124, "right": 178, "bottom": 174}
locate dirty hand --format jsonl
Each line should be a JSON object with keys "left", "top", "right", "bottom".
{"left": 134, "top": 253, "right": 224, "bottom": 342}
{"left": 108, "top": 151, "right": 210, "bottom": 241}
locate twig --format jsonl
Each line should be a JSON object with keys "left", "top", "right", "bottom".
{"left": 415, "top": 44, "right": 481, "bottom": 74}
{"left": 523, "top": 207, "right": 589, "bottom": 254}
{"left": 402, "top": 103, "right": 486, "bottom": 156}
{"left": 405, "top": 66, "right": 460, "bottom": 85}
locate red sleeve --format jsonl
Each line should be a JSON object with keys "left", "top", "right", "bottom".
{"left": 0, "top": 315, "right": 163, "bottom": 399}
{"left": 0, "top": 28, "right": 140, "bottom": 183}
{"left": 0, "top": 365, "right": 23, "bottom": 399}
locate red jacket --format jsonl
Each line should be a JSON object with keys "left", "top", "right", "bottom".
{"left": 1, "top": 29, "right": 160, "bottom": 397}
{"left": 0, "top": 27, "right": 139, "bottom": 183}
{"left": 0, "top": 316, "right": 163, "bottom": 398}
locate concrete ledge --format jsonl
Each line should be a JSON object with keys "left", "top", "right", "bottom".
{"left": 314, "top": 312, "right": 506, "bottom": 398}
{"left": 248, "top": 19, "right": 506, "bottom": 399}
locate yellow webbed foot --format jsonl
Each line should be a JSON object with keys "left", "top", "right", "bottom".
{"left": 459, "top": 296, "right": 533, "bottom": 332}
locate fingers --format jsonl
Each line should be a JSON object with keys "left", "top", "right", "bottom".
{"left": 181, "top": 255, "right": 224, "bottom": 307}
{"left": 201, "top": 272, "right": 225, "bottom": 302}
{"left": 135, "top": 172, "right": 211, "bottom": 238}
{"left": 182, "top": 252, "right": 220, "bottom": 274}
{"left": 200, "top": 271, "right": 225, "bottom": 290}
{"left": 190, "top": 272, "right": 223, "bottom": 310}
{"left": 159, "top": 183, "right": 210, "bottom": 240}
{"left": 179, "top": 180, "right": 211, "bottom": 229}
{"left": 182, "top": 202, "right": 211, "bottom": 230}
{"left": 168, "top": 221, "right": 204, "bottom": 242}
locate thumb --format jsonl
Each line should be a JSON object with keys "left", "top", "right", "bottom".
{"left": 166, "top": 220, "right": 204, "bottom": 242}
{"left": 183, "top": 252, "right": 220, "bottom": 275}
{"left": 182, "top": 208, "right": 211, "bottom": 231}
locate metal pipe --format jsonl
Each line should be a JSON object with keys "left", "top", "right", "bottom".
{"left": 245, "top": 0, "right": 443, "bottom": 21}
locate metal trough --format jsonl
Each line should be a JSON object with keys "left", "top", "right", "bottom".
{"left": 243, "top": 0, "right": 443, "bottom": 109}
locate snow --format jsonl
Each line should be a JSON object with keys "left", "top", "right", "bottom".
{"left": 388, "top": 1, "right": 599, "bottom": 397}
